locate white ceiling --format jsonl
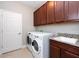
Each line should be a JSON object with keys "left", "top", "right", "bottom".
{"left": 19, "top": 1, "right": 47, "bottom": 11}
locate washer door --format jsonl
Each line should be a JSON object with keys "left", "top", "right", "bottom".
{"left": 32, "top": 38, "right": 41, "bottom": 54}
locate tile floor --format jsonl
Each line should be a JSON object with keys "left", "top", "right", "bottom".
{"left": 0, "top": 48, "right": 33, "bottom": 58}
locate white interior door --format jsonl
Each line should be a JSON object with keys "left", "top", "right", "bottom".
{"left": 2, "top": 11, "right": 22, "bottom": 53}
{"left": 0, "top": 10, "right": 3, "bottom": 53}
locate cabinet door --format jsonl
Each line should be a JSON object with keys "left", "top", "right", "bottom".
{"left": 47, "top": 1, "right": 55, "bottom": 24}
{"left": 65, "top": 1, "right": 78, "bottom": 20}
{"left": 68, "top": 1, "right": 78, "bottom": 20}
{"left": 39, "top": 3, "right": 47, "bottom": 25}
{"left": 34, "top": 11, "right": 37, "bottom": 26}
{"left": 61, "top": 49, "right": 79, "bottom": 58}
{"left": 34, "top": 10, "right": 40, "bottom": 26}
{"left": 36, "top": 9, "right": 41, "bottom": 25}
{"left": 64, "top": 1, "right": 69, "bottom": 21}
{"left": 50, "top": 45, "right": 60, "bottom": 58}
{"left": 55, "top": 1, "right": 65, "bottom": 22}
{"left": 77, "top": 1, "right": 79, "bottom": 20}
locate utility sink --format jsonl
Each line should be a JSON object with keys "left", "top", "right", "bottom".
{"left": 54, "top": 36, "right": 79, "bottom": 44}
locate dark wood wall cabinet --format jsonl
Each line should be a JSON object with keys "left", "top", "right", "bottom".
{"left": 50, "top": 39, "right": 79, "bottom": 58}
{"left": 34, "top": 2, "right": 47, "bottom": 26}
{"left": 34, "top": 1, "right": 79, "bottom": 26}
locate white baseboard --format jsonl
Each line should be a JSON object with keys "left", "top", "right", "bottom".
{"left": 21, "top": 45, "right": 27, "bottom": 48}
{"left": 0, "top": 53, "right": 2, "bottom": 55}
{"left": 0, "top": 50, "right": 2, "bottom": 55}
{"left": 0, "top": 45, "right": 27, "bottom": 54}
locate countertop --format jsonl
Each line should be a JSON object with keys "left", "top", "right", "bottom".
{"left": 50, "top": 37, "right": 79, "bottom": 48}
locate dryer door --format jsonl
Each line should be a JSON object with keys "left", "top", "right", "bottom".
{"left": 27, "top": 36, "right": 32, "bottom": 45}
{"left": 32, "top": 38, "right": 41, "bottom": 54}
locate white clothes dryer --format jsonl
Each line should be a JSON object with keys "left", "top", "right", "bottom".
{"left": 27, "top": 32, "right": 33, "bottom": 52}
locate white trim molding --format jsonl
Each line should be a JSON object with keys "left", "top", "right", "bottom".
{"left": 21, "top": 45, "right": 27, "bottom": 48}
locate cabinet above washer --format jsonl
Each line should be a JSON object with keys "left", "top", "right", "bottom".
{"left": 34, "top": 1, "right": 79, "bottom": 26}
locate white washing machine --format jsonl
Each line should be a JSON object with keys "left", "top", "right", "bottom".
{"left": 30, "top": 32, "right": 52, "bottom": 58}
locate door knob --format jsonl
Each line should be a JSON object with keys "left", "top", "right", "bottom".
{"left": 18, "top": 32, "right": 22, "bottom": 35}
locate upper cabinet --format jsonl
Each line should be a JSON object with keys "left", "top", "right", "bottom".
{"left": 34, "top": 1, "right": 79, "bottom": 26}
{"left": 34, "top": 11, "right": 37, "bottom": 26}
{"left": 34, "top": 2, "right": 47, "bottom": 26}
{"left": 65, "top": 2, "right": 79, "bottom": 21}
{"left": 47, "top": 1, "right": 55, "bottom": 24}
{"left": 39, "top": 3, "right": 47, "bottom": 25}
{"left": 34, "top": 9, "right": 41, "bottom": 26}
{"left": 68, "top": 2, "right": 78, "bottom": 19}
{"left": 55, "top": 1, "right": 65, "bottom": 22}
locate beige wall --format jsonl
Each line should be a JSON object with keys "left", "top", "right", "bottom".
{"left": 0, "top": 1, "right": 35, "bottom": 46}
{"left": 35, "top": 22, "right": 79, "bottom": 34}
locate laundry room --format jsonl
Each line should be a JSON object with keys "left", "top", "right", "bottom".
{"left": 0, "top": 0, "right": 79, "bottom": 58}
